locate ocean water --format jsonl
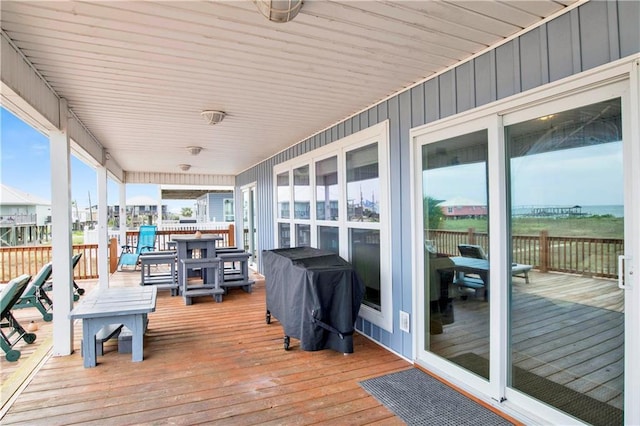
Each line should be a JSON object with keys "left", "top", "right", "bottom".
{"left": 579, "top": 205, "right": 624, "bottom": 218}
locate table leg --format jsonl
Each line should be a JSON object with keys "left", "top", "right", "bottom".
{"left": 83, "top": 320, "right": 100, "bottom": 368}
{"left": 131, "top": 314, "right": 144, "bottom": 362}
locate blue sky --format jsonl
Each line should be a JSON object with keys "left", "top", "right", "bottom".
{"left": 1, "top": 107, "right": 192, "bottom": 212}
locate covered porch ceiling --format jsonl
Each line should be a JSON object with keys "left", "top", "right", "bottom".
{"left": 1, "top": 0, "right": 578, "bottom": 182}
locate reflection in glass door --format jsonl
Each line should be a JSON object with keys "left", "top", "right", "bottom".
{"left": 506, "top": 98, "right": 624, "bottom": 425}
{"left": 421, "top": 130, "right": 490, "bottom": 379}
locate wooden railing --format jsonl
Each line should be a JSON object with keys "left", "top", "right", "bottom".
{"left": 2, "top": 225, "right": 622, "bottom": 282}
{"left": 429, "top": 229, "right": 624, "bottom": 279}
{"left": 121, "top": 225, "right": 235, "bottom": 251}
{"left": 0, "top": 224, "right": 235, "bottom": 283}
{"left": 0, "top": 244, "right": 99, "bottom": 283}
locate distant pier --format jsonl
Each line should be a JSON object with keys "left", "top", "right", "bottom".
{"left": 517, "top": 205, "right": 585, "bottom": 218}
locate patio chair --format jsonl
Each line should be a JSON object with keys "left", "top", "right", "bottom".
{"left": 1, "top": 274, "right": 36, "bottom": 362}
{"left": 14, "top": 262, "right": 54, "bottom": 321}
{"left": 118, "top": 225, "right": 157, "bottom": 271}
{"left": 45, "top": 253, "right": 85, "bottom": 301}
{"left": 457, "top": 244, "right": 531, "bottom": 283}
{"left": 71, "top": 253, "right": 86, "bottom": 298}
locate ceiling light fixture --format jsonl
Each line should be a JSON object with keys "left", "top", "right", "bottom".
{"left": 179, "top": 164, "right": 191, "bottom": 172}
{"left": 201, "top": 110, "right": 226, "bottom": 125}
{"left": 186, "top": 146, "right": 203, "bottom": 155}
{"left": 254, "top": 0, "right": 303, "bottom": 23}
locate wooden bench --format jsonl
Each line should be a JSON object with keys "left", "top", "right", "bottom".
{"left": 140, "top": 251, "right": 178, "bottom": 296}
{"left": 181, "top": 258, "right": 224, "bottom": 305}
{"left": 219, "top": 252, "right": 255, "bottom": 294}
{"left": 70, "top": 286, "right": 157, "bottom": 368}
{"left": 512, "top": 263, "right": 532, "bottom": 284}
{"left": 81, "top": 324, "right": 123, "bottom": 357}
{"left": 454, "top": 275, "right": 486, "bottom": 299}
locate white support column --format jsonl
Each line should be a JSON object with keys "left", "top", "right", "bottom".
{"left": 119, "top": 183, "right": 127, "bottom": 256}
{"left": 97, "top": 165, "right": 109, "bottom": 288}
{"left": 50, "top": 98, "right": 74, "bottom": 356}
{"left": 157, "top": 185, "right": 163, "bottom": 230}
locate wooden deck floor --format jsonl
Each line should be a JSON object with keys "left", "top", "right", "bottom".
{"left": 431, "top": 270, "right": 624, "bottom": 410}
{"left": 2, "top": 268, "right": 619, "bottom": 424}
{"left": 1, "top": 271, "right": 414, "bottom": 425}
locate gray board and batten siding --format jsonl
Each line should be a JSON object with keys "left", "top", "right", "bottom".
{"left": 235, "top": 0, "right": 640, "bottom": 359}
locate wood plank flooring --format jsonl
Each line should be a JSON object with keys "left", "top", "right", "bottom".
{"left": 1, "top": 272, "right": 409, "bottom": 425}
{"left": 430, "top": 271, "right": 624, "bottom": 410}
{"left": 3, "top": 268, "right": 621, "bottom": 424}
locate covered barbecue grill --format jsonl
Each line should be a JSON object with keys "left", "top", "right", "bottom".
{"left": 263, "top": 247, "right": 365, "bottom": 353}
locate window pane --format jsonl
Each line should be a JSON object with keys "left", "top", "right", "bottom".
{"left": 422, "top": 129, "right": 490, "bottom": 380}
{"left": 223, "top": 199, "right": 234, "bottom": 222}
{"left": 507, "top": 98, "right": 624, "bottom": 424}
{"left": 350, "top": 228, "right": 381, "bottom": 310}
{"left": 346, "top": 143, "right": 379, "bottom": 222}
{"left": 295, "top": 224, "right": 310, "bottom": 247}
{"left": 277, "top": 172, "right": 290, "bottom": 219}
{"left": 294, "top": 165, "right": 310, "bottom": 219}
{"left": 316, "top": 156, "right": 339, "bottom": 221}
{"left": 278, "top": 223, "right": 290, "bottom": 248}
{"left": 318, "top": 226, "right": 339, "bottom": 254}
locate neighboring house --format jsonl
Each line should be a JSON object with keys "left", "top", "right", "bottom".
{"left": 195, "top": 191, "right": 234, "bottom": 223}
{"left": 0, "top": 183, "right": 51, "bottom": 246}
{"left": 108, "top": 195, "right": 168, "bottom": 227}
{"left": 437, "top": 197, "right": 487, "bottom": 219}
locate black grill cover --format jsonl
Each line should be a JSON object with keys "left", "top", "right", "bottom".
{"left": 263, "top": 247, "right": 365, "bottom": 353}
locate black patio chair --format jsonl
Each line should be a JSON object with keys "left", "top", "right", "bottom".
{"left": 1, "top": 274, "right": 36, "bottom": 362}
{"left": 44, "top": 253, "right": 85, "bottom": 301}
{"left": 14, "top": 262, "right": 54, "bottom": 321}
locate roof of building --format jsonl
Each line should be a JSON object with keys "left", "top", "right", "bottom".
{"left": 437, "top": 197, "right": 486, "bottom": 207}
{"left": 0, "top": 184, "right": 50, "bottom": 206}
{"left": 124, "top": 195, "right": 162, "bottom": 206}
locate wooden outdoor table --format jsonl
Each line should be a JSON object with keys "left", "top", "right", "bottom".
{"left": 437, "top": 256, "right": 490, "bottom": 300}
{"left": 69, "top": 286, "right": 157, "bottom": 368}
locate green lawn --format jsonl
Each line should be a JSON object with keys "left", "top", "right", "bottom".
{"left": 72, "top": 231, "right": 84, "bottom": 244}
{"left": 438, "top": 216, "right": 623, "bottom": 239}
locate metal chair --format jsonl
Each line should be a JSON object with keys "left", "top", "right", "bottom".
{"left": 13, "top": 262, "right": 54, "bottom": 321}
{"left": 1, "top": 274, "right": 36, "bottom": 362}
{"left": 118, "top": 225, "right": 157, "bottom": 271}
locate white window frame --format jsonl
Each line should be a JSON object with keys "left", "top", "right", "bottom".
{"left": 273, "top": 120, "right": 392, "bottom": 331}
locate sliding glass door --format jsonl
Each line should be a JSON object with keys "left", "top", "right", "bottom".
{"left": 414, "top": 118, "right": 494, "bottom": 395}
{"left": 413, "top": 75, "right": 639, "bottom": 424}
{"left": 504, "top": 93, "right": 628, "bottom": 426}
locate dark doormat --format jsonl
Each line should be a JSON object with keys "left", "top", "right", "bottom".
{"left": 359, "top": 368, "right": 513, "bottom": 425}
{"left": 449, "top": 353, "right": 623, "bottom": 426}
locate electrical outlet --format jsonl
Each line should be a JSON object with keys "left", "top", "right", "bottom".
{"left": 399, "top": 310, "right": 410, "bottom": 333}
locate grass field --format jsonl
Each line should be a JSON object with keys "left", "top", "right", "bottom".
{"left": 72, "top": 231, "right": 84, "bottom": 244}
{"left": 438, "top": 216, "right": 623, "bottom": 239}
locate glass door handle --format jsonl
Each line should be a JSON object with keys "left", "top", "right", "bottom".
{"left": 618, "top": 255, "right": 630, "bottom": 290}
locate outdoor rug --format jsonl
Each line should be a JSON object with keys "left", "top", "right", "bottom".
{"left": 449, "top": 353, "right": 623, "bottom": 426}
{"left": 359, "top": 368, "right": 513, "bottom": 425}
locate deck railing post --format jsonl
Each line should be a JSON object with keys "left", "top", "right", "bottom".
{"left": 228, "top": 223, "right": 235, "bottom": 247}
{"left": 539, "top": 230, "right": 549, "bottom": 273}
{"left": 109, "top": 237, "right": 118, "bottom": 273}
{"left": 468, "top": 228, "right": 476, "bottom": 245}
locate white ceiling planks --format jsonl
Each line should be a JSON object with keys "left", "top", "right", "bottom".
{"left": 1, "top": 0, "right": 576, "bottom": 177}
